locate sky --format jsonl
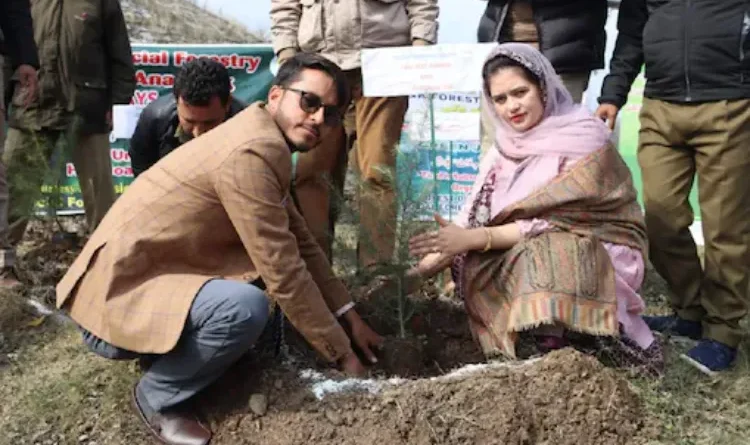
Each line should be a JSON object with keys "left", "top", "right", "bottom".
{"left": 202, "top": 0, "right": 487, "bottom": 44}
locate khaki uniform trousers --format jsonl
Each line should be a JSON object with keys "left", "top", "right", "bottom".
{"left": 3, "top": 124, "right": 115, "bottom": 243}
{"left": 638, "top": 97, "right": 750, "bottom": 348}
{"left": 294, "top": 69, "right": 408, "bottom": 269}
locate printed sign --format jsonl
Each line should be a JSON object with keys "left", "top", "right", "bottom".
{"left": 361, "top": 43, "right": 496, "bottom": 97}
{"left": 398, "top": 93, "right": 482, "bottom": 221}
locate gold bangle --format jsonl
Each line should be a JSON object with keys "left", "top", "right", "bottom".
{"left": 482, "top": 227, "right": 492, "bottom": 252}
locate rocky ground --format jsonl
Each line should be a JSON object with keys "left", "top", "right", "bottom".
{"left": 122, "top": 0, "right": 266, "bottom": 44}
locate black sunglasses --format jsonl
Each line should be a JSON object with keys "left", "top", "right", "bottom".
{"left": 284, "top": 87, "right": 342, "bottom": 126}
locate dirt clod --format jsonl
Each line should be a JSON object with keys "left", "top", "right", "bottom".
{"left": 248, "top": 394, "right": 268, "bottom": 417}
{"left": 324, "top": 409, "right": 343, "bottom": 426}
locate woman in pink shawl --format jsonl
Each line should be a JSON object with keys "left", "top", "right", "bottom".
{"left": 408, "top": 44, "right": 662, "bottom": 373}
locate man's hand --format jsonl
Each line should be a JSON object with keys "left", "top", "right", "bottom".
{"left": 105, "top": 108, "right": 113, "bottom": 131}
{"left": 412, "top": 38, "right": 430, "bottom": 46}
{"left": 277, "top": 48, "right": 298, "bottom": 66}
{"left": 15, "top": 64, "right": 38, "bottom": 108}
{"left": 342, "top": 309, "right": 384, "bottom": 365}
{"left": 339, "top": 352, "right": 367, "bottom": 377}
{"left": 595, "top": 104, "right": 620, "bottom": 130}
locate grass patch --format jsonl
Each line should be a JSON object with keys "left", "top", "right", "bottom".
{"left": 0, "top": 326, "right": 149, "bottom": 445}
{"left": 0, "top": 290, "right": 27, "bottom": 336}
{"left": 628, "top": 247, "right": 749, "bottom": 444}
{"left": 630, "top": 334, "right": 750, "bottom": 444}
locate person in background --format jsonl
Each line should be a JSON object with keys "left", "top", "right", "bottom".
{"left": 128, "top": 58, "right": 246, "bottom": 177}
{"left": 270, "top": 0, "right": 440, "bottom": 270}
{"left": 3, "top": 0, "right": 135, "bottom": 250}
{"left": 56, "top": 53, "right": 383, "bottom": 445}
{"left": 477, "top": 0, "right": 608, "bottom": 154}
{"left": 0, "top": 0, "right": 39, "bottom": 288}
{"left": 596, "top": 0, "right": 750, "bottom": 374}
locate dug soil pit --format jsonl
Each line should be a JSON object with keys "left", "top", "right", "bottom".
{"left": 353, "top": 288, "right": 487, "bottom": 377}
{"left": 377, "top": 336, "right": 426, "bottom": 378}
{"left": 205, "top": 348, "right": 648, "bottom": 445}
{"left": 258, "top": 286, "right": 486, "bottom": 378}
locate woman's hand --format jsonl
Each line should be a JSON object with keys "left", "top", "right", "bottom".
{"left": 409, "top": 213, "right": 485, "bottom": 257}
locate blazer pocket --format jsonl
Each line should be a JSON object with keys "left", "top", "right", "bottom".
{"left": 298, "top": 0, "right": 326, "bottom": 53}
{"left": 361, "top": 0, "right": 411, "bottom": 49}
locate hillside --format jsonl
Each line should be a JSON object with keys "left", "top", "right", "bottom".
{"left": 122, "top": 0, "right": 267, "bottom": 44}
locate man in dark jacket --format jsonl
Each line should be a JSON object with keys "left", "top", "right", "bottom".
{"left": 0, "top": 0, "right": 39, "bottom": 288}
{"left": 477, "top": 0, "right": 608, "bottom": 153}
{"left": 129, "top": 58, "right": 246, "bottom": 177}
{"left": 3, "top": 0, "right": 135, "bottom": 255}
{"left": 596, "top": 1, "right": 750, "bottom": 374}
{"left": 477, "top": 0, "right": 608, "bottom": 101}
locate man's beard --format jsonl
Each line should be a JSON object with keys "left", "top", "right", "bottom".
{"left": 275, "top": 111, "right": 318, "bottom": 152}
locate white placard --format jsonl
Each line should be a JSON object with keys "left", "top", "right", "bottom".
{"left": 361, "top": 43, "right": 497, "bottom": 97}
{"left": 112, "top": 104, "right": 145, "bottom": 139}
{"left": 406, "top": 93, "right": 481, "bottom": 142}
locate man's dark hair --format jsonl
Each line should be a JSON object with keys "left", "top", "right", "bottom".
{"left": 273, "top": 53, "right": 350, "bottom": 108}
{"left": 173, "top": 58, "right": 232, "bottom": 106}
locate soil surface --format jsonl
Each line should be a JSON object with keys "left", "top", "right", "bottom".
{"left": 202, "top": 349, "right": 647, "bottom": 445}
{"left": 192, "top": 289, "right": 650, "bottom": 445}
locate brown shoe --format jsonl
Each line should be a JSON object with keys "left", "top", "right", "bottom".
{"left": 131, "top": 386, "right": 211, "bottom": 445}
{"left": 0, "top": 268, "right": 22, "bottom": 290}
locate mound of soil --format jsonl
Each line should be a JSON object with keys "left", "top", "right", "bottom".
{"left": 208, "top": 348, "right": 646, "bottom": 445}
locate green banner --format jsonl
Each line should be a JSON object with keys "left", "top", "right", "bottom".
{"left": 45, "top": 43, "right": 276, "bottom": 215}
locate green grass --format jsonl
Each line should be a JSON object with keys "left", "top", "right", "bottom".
{"left": 631, "top": 334, "right": 750, "bottom": 444}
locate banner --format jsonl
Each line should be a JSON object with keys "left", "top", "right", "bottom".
{"left": 46, "top": 43, "right": 276, "bottom": 215}
{"left": 398, "top": 93, "right": 481, "bottom": 220}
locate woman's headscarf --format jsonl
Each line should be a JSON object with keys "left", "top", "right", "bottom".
{"left": 483, "top": 43, "right": 611, "bottom": 159}
{"left": 455, "top": 43, "right": 613, "bottom": 227}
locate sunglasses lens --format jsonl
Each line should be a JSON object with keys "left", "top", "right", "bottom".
{"left": 293, "top": 89, "right": 341, "bottom": 126}
{"left": 299, "top": 93, "right": 322, "bottom": 114}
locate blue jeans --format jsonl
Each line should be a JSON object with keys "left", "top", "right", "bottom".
{"left": 82, "top": 279, "right": 269, "bottom": 416}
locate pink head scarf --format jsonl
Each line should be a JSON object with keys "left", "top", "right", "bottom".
{"left": 485, "top": 43, "right": 611, "bottom": 158}
{"left": 455, "top": 44, "right": 612, "bottom": 227}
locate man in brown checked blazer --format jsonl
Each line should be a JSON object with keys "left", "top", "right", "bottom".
{"left": 55, "top": 53, "right": 383, "bottom": 445}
